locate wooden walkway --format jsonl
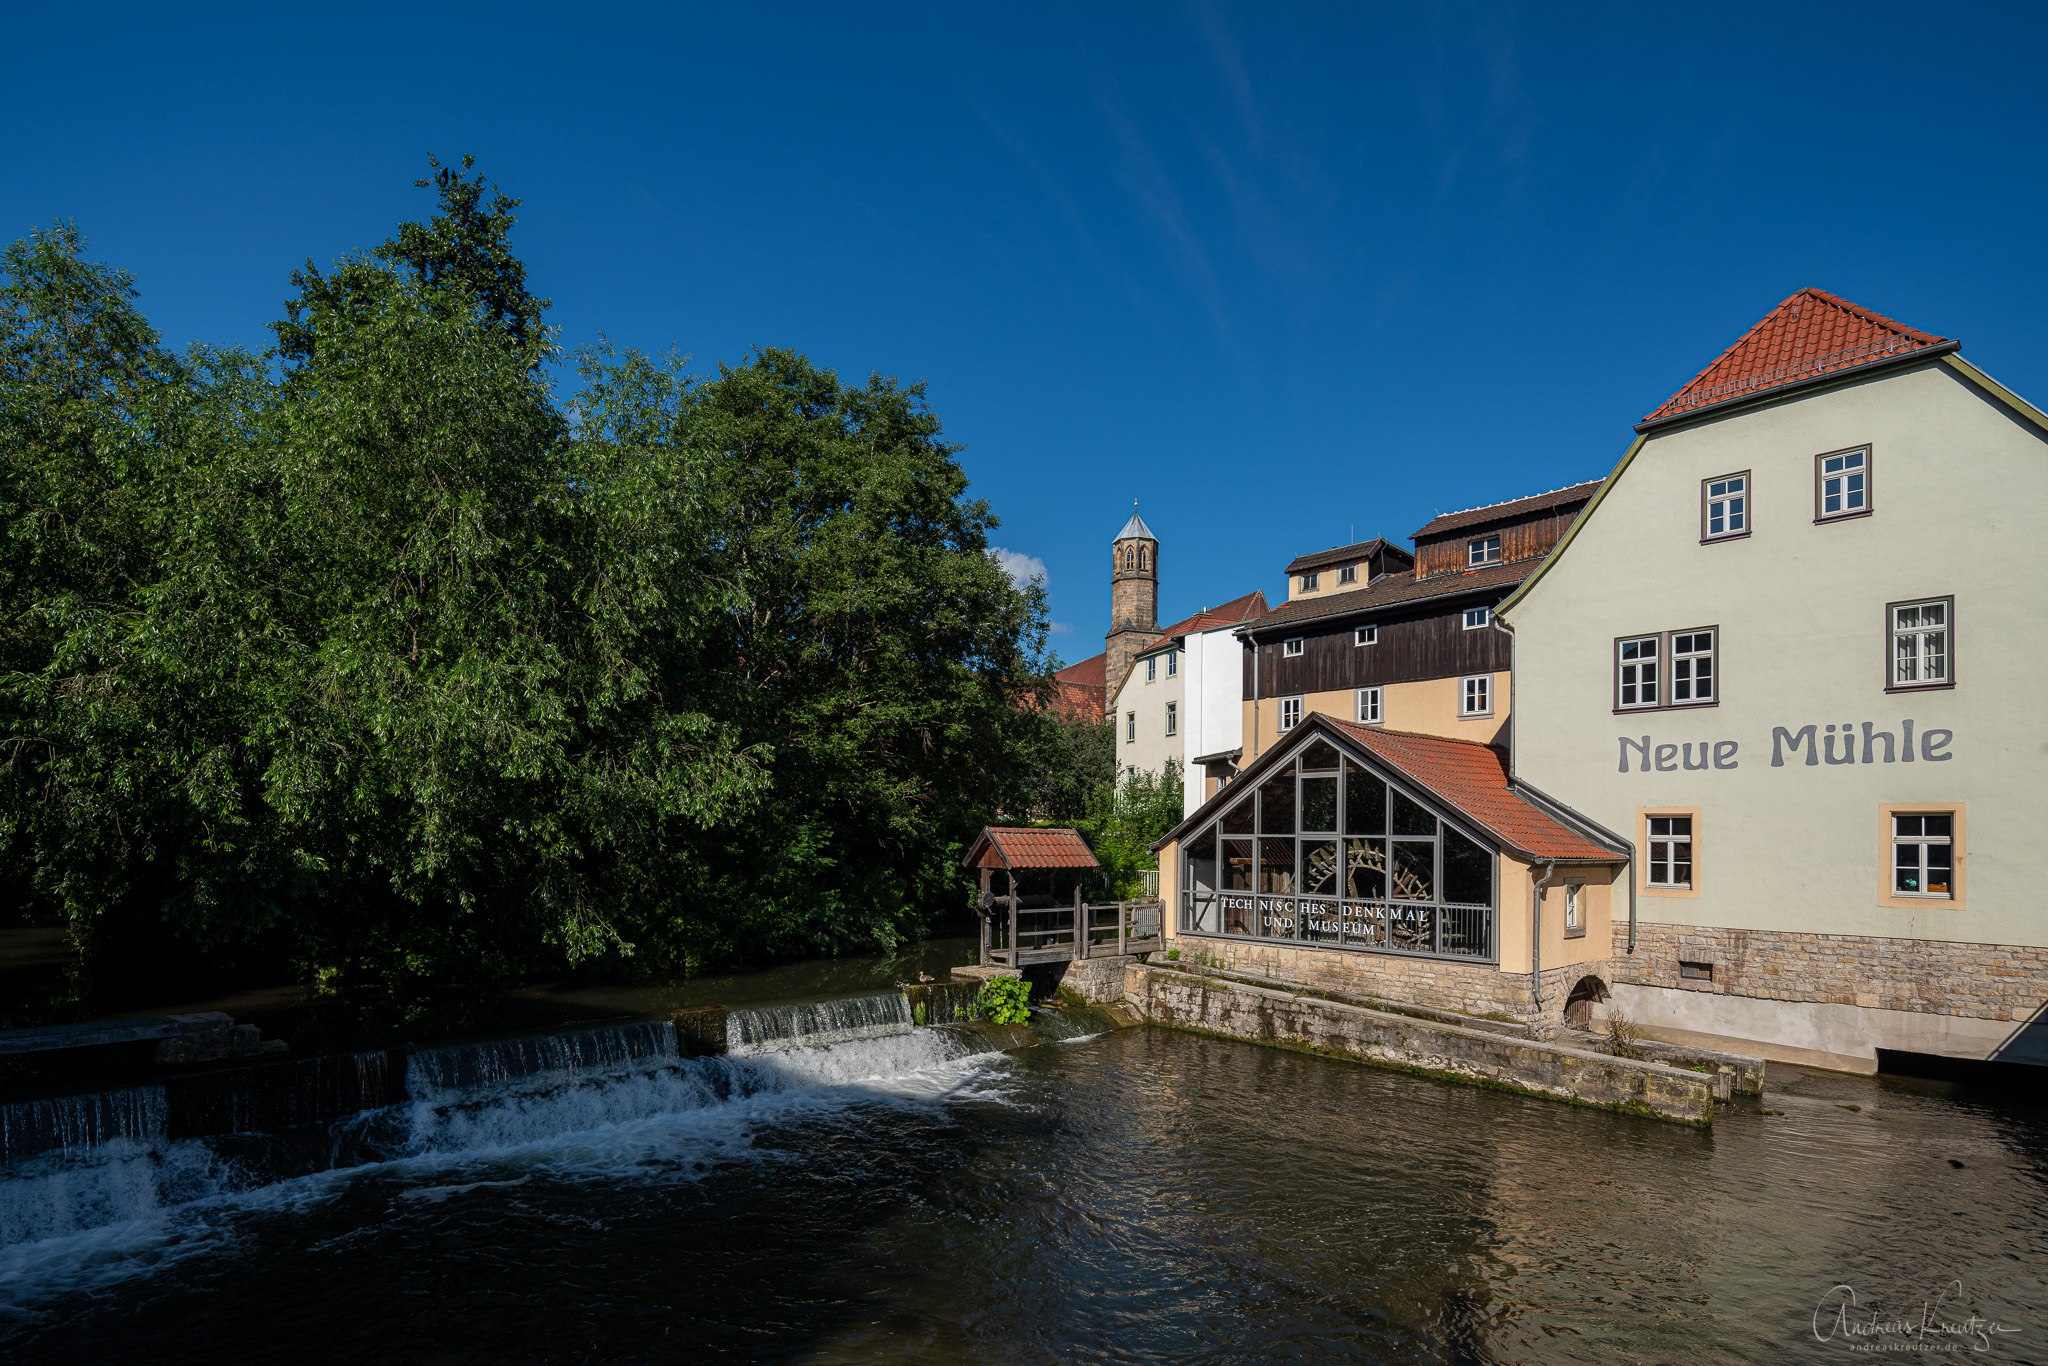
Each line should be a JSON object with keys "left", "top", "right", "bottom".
{"left": 983, "top": 897, "right": 1164, "bottom": 968}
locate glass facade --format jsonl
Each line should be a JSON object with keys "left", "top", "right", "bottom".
{"left": 1181, "top": 740, "right": 1498, "bottom": 961}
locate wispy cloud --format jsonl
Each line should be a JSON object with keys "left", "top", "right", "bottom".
{"left": 990, "top": 547, "right": 1048, "bottom": 589}
{"left": 1049, "top": 621, "right": 1074, "bottom": 635}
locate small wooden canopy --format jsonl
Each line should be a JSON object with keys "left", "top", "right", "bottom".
{"left": 963, "top": 826, "right": 1100, "bottom": 872}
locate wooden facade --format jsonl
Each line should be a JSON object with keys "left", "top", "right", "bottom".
{"left": 1246, "top": 591, "right": 1512, "bottom": 699}
{"left": 1412, "top": 505, "right": 1581, "bottom": 580}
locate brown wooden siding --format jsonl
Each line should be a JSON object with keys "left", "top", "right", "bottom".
{"left": 1413, "top": 506, "right": 1579, "bottom": 580}
{"left": 1245, "top": 598, "right": 1512, "bottom": 699}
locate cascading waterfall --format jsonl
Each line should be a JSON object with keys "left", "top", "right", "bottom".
{"left": 0, "top": 1001, "right": 1007, "bottom": 1310}
{"left": 724, "top": 992, "right": 914, "bottom": 1054}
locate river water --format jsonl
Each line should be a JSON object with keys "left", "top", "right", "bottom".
{"left": 2, "top": 1015, "right": 2043, "bottom": 1363}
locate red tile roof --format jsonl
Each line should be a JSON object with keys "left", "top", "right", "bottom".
{"left": 964, "top": 826, "right": 1102, "bottom": 870}
{"left": 1642, "top": 288, "right": 1954, "bottom": 425}
{"left": 1152, "top": 713, "right": 1626, "bottom": 864}
{"left": 1157, "top": 589, "right": 1270, "bottom": 640}
{"left": 1408, "top": 480, "right": 1603, "bottom": 542}
{"left": 1323, "top": 720, "right": 1621, "bottom": 861}
{"left": 1049, "top": 652, "right": 1108, "bottom": 720}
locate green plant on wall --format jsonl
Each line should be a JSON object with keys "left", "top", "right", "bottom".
{"left": 976, "top": 976, "right": 1032, "bottom": 1025}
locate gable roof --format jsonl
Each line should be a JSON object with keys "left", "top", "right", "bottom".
{"left": 1245, "top": 558, "right": 1530, "bottom": 635}
{"left": 1284, "top": 538, "right": 1413, "bottom": 578}
{"left": 1150, "top": 713, "right": 1626, "bottom": 863}
{"left": 1146, "top": 589, "right": 1270, "bottom": 648}
{"left": 1114, "top": 509, "right": 1156, "bottom": 542}
{"left": 1409, "top": 480, "right": 1602, "bottom": 542}
{"left": 964, "top": 826, "right": 1101, "bottom": 871}
{"left": 1640, "top": 288, "right": 1955, "bottom": 428}
{"left": 1050, "top": 651, "right": 1107, "bottom": 720}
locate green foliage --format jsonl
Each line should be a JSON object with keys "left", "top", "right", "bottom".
{"left": 1014, "top": 711, "right": 1113, "bottom": 823}
{"left": 976, "top": 975, "right": 1032, "bottom": 1025}
{"left": 1077, "top": 760, "right": 1183, "bottom": 898}
{"left": 0, "top": 159, "right": 1055, "bottom": 985}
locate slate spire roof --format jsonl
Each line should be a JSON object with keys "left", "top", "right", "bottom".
{"left": 1641, "top": 288, "right": 1954, "bottom": 426}
{"left": 1114, "top": 505, "right": 1156, "bottom": 542}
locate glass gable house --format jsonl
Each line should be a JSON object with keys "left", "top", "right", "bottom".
{"left": 1179, "top": 736, "right": 1498, "bottom": 961}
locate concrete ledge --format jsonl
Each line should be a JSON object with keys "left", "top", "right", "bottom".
{"left": 1127, "top": 964, "right": 1715, "bottom": 1125}
{"left": 1151, "top": 958, "right": 1536, "bottom": 1038}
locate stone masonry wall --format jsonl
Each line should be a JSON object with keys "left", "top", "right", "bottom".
{"left": 1165, "top": 935, "right": 1611, "bottom": 1032}
{"left": 1611, "top": 921, "right": 2048, "bottom": 1026}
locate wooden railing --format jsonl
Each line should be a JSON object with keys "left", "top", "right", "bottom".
{"left": 982, "top": 896, "right": 1164, "bottom": 965}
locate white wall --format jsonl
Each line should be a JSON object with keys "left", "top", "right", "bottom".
{"left": 1109, "top": 646, "right": 1184, "bottom": 789}
{"left": 1180, "top": 624, "right": 1248, "bottom": 817}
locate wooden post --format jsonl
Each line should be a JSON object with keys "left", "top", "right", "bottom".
{"left": 1007, "top": 872, "right": 1018, "bottom": 964}
{"left": 979, "top": 867, "right": 991, "bottom": 965}
{"left": 1074, "top": 881, "right": 1086, "bottom": 960}
{"left": 1118, "top": 899, "right": 1127, "bottom": 957}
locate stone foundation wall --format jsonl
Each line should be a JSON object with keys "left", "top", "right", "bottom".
{"left": 1612, "top": 921, "right": 2048, "bottom": 1026}
{"left": 1125, "top": 965, "right": 1714, "bottom": 1124}
{"left": 1164, "top": 935, "right": 1611, "bottom": 1033}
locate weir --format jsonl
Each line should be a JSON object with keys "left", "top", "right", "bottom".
{"left": 725, "top": 992, "right": 913, "bottom": 1054}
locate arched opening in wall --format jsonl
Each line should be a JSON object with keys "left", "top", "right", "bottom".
{"left": 1564, "top": 975, "right": 1609, "bottom": 1029}
{"left": 1138, "top": 547, "right": 1147, "bottom": 571}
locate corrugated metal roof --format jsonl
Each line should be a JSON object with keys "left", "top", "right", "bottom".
{"left": 1114, "top": 509, "right": 1156, "bottom": 542}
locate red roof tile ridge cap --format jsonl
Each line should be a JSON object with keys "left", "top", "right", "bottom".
{"left": 1331, "top": 719, "right": 1507, "bottom": 756}
{"left": 1798, "top": 287, "right": 1948, "bottom": 345}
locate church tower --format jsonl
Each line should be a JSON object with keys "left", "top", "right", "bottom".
{"left": 1105, "top": 505, "right": 1164, "bottom": 703}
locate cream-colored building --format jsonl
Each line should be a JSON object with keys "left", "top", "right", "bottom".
{"left": 1500, "top": 288, "right": 2048, "bottom": 1073}
{"left": 1110, "top": 591, "right": 1267, "bottom": 788}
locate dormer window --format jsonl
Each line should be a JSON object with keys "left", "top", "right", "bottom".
{"left": 1300, "top": 571, "right": 1320, "bottom": 592}
{"left": 1468, "top": 535, "right": 1501, "bottom": 566}
{"left": 1338, "top": 565, "right": 1357, "bottom": 585}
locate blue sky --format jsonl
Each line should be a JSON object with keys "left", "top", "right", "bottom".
{"left": 8, "top": 3, "right": 2046, "bottom": 663}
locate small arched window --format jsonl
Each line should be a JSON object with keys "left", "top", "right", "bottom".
{"left": 1138, "top": 547, "right": 1148, "bottom": 572}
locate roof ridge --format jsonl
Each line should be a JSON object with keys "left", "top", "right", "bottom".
{"left": 1414, "top": 479, "right": 1603, "bottom": 530}
{"left": 1328, "top": 717, "right": 1504, "bottom": 754}
{"left": 1643, "top": 288, "right": 1953, "bottom": 424}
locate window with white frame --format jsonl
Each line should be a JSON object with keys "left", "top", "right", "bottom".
{"left": 1145, "top": 656, "right": 1157, "bottom": 682}
{"left": 1890, "top": 597, "right": 1951, "bottom": 689}
{"left": 1616, "top": 635, "right": 1660, "bottom": 709}
{"left": 1647, "top": 816, "right": 1692, "bottom": 888}
{"left": 1338, "top": 565, "right": 1357, "bottom": 585}
{"left": 1278, "top": 696, "right": 1303, "bottom": 731}
{"left": 1563, "top": 882, "right": 1584, "bottom": 937}
{"left": 1817, "top": 447, "right": 1869, "bottom": 519}
{"left": 1463, "top": 606, "right": 1490, "bottom": 630}
{"left": 1300, "top": 572, "right": 1320, "bottom": 592}
{"left": 1468, "top": 535, "right": 1501, "bottom": 566}
{"left": 1703, "top": 472, "right": 1747, "bottom": 539}
{"left": 1282, "top": 638, "right": 1304, "bottom": 657}
{"left": 1356, "top": 686, "right": 1382, "bottom": 724}
{"left": 1165, "top": 701, "right": 1178, "bottom": 737}
{"left": 1125, "top": 711, "right": 1136, "bottom": 743}
{"left": 1671, "top": 630, "right": 1715, "bottom": 704}
{"left": 1166, "top": 650, "right": 1178, "bottom": 678}
{"left": 1355, "top": 625, "right": 1378, "bottom": 647}
{"left": 1460, "top": 674, "right": 1491, "bottom": 717}
{"left": 1892, "top": 813, "right": 1953, "bottom": 898}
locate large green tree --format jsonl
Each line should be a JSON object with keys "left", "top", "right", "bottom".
{"left": 0, "top": 161, "right": 1058, "bottom": 982}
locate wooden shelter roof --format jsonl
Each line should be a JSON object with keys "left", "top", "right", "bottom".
{"left": 963, "top": 827, "right": 1101, "bottom": 871}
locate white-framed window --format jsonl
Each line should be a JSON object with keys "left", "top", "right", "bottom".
{"left": 1125, "top": 711, "right": 1136, "bottom": 743}
{"left": 1164, "top": 701, "right": 1178, "bottom": 737}
{"left": 1468, "top": 535, "right": 1501, "bottom": 566}
{"left": 1278, "top": 696, "right": 1303, "bottom": 731}
{"left": 1145, "top": 656, "right": 1157, "bottom": 682}
{"left": 1463, "top": 606, "right": 1490, "bottom": 630}
{"left": 1563, "top": 882, "right": 1584, "bottom": 936}
{"left": 1817, "top": 447, "right": 1869, "bottom": 519}
{"left": 1356, "top": 686, "right": 1382, "bottom": 724}
{"left": 1647, "top": 815, "right": 1692, "bottom": 888}
{"left": 1354, "top": 625, "right": 1378, "bottom": 647}
{"left": 1300, "top": 571, "right": 1320, "bottom": 592}
{"left": 1671, "top": 629, "right": 1715, "bottom": 705}
{"left": 1616, "top": 635, "right": 1660, "bottom": 709}
{"left": 1166, "top": 650, "right": 1177, "bottom": 678}
{"left": 1338, "top": 565, "right": 1357, "bottom": 585}
{"left": 1282, "top": 637, "right": 1304, "bottom": 657}
{"left": 1703, "top": 472, "right": 1748, "bottom": 539}
{"left": 1891, "top": 813, "right": 1953, "bottom": 898}
{"left": 1460, "top": 674, "right": 1491, "bottom": 717}
{"left": 1889, "top": 597, "right": 1951, "bottom": 689}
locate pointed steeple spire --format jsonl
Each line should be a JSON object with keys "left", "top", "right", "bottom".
{"left": 1115, "top": 501, "right": 1156, "bottom": 543}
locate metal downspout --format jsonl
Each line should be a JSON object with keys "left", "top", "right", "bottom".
{"left": 1250, "top": 634, "right": 1260, "bottom": 761}
{"left": 1531, "top": 858, "right": 1557, "bottom": 1008}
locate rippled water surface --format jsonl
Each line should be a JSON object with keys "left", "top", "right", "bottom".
{"left": 3, "top": 1025, "right": 2044, "bottom": 1364}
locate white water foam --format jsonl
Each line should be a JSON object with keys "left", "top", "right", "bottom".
{"left": 0, "top": 1022, "right": 1008, "bottom": 1319}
